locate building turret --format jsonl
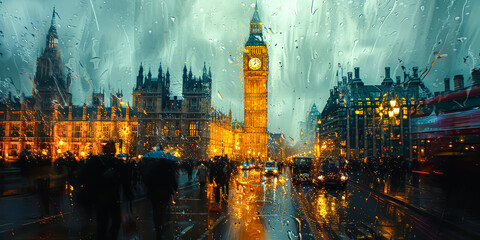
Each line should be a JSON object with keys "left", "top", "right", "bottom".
{"left": 165, "top": 68, "right": 170, "bottom": 90}
{"left": 381, "top": 67, "right": 394, "bottom": 87}
{"left": 143, "top": 68, "right": 152, "bottom": 89}
{"left": 82, "top": 102, "right": 87, "bottom": 120}
{"left": 182, "top": 64, "right": 188, "bottom": 92}
{"left": 408, "top": 67, "right": 421, "bottom": 98}
{"left": 347, "top": 72, "right": 353, "bottom": 84}
{"left": 352, "top": 67, "right": 364, "bottom": 86}
{"left": 454, "top": 75, "right": 464, "bottom": 90}
{"left": 203, "top": 62, "right": 207, "bottom": 77}
{"left": 158, "top": 62, "right": 163, "bottom": 85}
{"left": 136, "top": 63, "right": 144, "bottom": 89}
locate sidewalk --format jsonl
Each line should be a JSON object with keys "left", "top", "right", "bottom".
{"left": 0, "top": 168, "right": 67, "bottom": 197}
{"left": 0, "top": 169, "right": 198, "bottom": 238}
{"left": 350, "top": 168, "right": 480, "bottom": 238}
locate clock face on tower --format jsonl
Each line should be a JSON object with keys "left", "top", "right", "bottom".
{"left": 248, "top": 57, "right": 262, "bottom": 70}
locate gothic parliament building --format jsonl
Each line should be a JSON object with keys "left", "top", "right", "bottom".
{"left": 0, "top": 5, "right": 270, "bottom": 163}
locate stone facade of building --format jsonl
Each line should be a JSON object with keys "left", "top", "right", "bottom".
{"left": 315, "top": 67, "right": 432, "bottom": 161}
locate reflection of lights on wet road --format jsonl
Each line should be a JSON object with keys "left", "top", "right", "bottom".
{"left": 227, "top": 169, "right": 265, "bottom": 239}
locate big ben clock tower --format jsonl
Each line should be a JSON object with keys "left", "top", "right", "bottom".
{"left": 244, "top": 2, "right": 268, "bottom": 160}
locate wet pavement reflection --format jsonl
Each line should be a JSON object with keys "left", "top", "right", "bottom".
{"left": 2, "top": 166, "right": 475, "bottom": 239}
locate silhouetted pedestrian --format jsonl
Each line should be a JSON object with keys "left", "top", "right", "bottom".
{"left": 141, "top": 155, "right": 178, "bottom": 240}
{"left": 223, "top": 156, "right": 233, "bottom": 199}
{"left": 209, "top": 156, "right": 226, "bottom": 203}
{"left": 184, "top": 159, "right": 194, "bottom": 182}
{"left": 197, "top": 163, "right": 208, "bottom": 196}
{"left": 78, "top": 142, "right": 132, "bottom": 240}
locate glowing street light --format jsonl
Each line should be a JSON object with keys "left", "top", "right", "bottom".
{"left": 390, "top": 99, "right": 397, "bottom": 108}
{"left": 393, "top": 107, "right": 400, "bottom": 115}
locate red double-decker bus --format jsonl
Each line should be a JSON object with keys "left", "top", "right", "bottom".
{"left": 412, "top": 85, "right": 480, "bottom": 176}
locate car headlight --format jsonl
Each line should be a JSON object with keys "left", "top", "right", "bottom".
{"left": 341, "top": 175, "right": 347, "bottom": 181}
{"left": 318, "top": 175, "right": 324, "bottom": 180}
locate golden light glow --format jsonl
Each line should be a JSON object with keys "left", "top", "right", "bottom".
{"left": 390, "top": 99, "right": 397, "bottom": 107}
{"left": 393, "top": 107, "right": 400, "bottom": 115}
{"left": 59, "top": 139, "right": 64, "bottom": 145}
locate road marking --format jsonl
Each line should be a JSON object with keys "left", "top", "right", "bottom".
{"left": 178, "top": 198, "right": 202, "bottom": 201}
{"left": 197, "top": 214, "right": 227, "bottom": 239}
{"left": 179, "top": 224, "right": 195, "bottom": 236}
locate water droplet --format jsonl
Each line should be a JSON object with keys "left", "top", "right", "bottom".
{"left": 413, "top": 24, "right": 417, "bottom": 29}
{"left": 420, "top": 6, "right": 425, "bottom": 11}
{"left": 315, "top": 32, "right": 319, "bottom": 36}
{"left": 359, "top": 14, "right": 363, "bottom": 18}
{"left": 148, "top": 30, "right": 152, "bottom": 34}
{"left": 339, "top": 22, "right": 343, "bottom": 27}
{"left": 241, "top": 3, "right": 246, "bottom": 7}
{"left": 170, "top": 16, "right": 176, "bottom": 22}
{"left": 338, "top": 51, "right": 344, "bottom": 56}
{"left": 455, "top": 16, "right": 460, "bottom": 20}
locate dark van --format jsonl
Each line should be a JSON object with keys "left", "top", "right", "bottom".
{"left": 312, "top": 158, "right": 348, "bottom": 189}
{"left": 291, "top": 156, "right": 313, "bottom": 184}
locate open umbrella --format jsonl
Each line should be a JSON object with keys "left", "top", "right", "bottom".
{"left": 142, "top": 151, "right": 180, "bottom": 162}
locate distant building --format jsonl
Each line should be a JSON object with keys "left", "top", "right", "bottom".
{"left": 316, "top": 67, "right": 431, "bottom": 161}
{"left": 133, "top": 62, "right": 212, "bottom": 160}
{"left": 0, "top": 8, "right": 137, "bottom": 164}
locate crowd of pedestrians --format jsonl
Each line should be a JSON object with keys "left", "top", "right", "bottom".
{"left": 9, "top": 142, "right": 236, "bottom": 240}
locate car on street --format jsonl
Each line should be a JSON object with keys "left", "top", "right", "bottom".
{"left": 264, "top": 161, "right": 279, "bottom": 176}
{"left": 312, "top": 159, "right": 348, "bottom": 189}
{"left": 291, "top": 156, "right": 313, "bottom": 184}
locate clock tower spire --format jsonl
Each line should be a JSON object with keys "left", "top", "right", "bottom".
{"left": 243, "top": 1, "right": 269, "bottom": 160}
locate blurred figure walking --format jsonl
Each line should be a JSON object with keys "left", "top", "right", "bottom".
{"left": 197, "top": 163, "right": 208, "bottom": 196}
{"left": 141, "top": 153, "right": 178, "bottom": 240}
{"left": 78, "top": 141, "right": 133, "bottom": 240}
{"left": 209, "top": 156, "right": 226, "bottom": 204}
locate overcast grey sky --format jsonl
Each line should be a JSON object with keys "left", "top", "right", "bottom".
{"left": 1, "top": 0, "right": 479, "bottom": 139}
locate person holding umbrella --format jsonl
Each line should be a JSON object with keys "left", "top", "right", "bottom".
{"left": 140, "top": 149, "right": 179, "bottom": 239}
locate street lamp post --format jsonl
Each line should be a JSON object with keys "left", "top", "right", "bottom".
{"left": 377, "top": 98, "right": 400, "bottom": 158}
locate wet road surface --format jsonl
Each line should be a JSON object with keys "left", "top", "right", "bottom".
{"left": 1, "top": 168, "right": 478, "bottom": 239}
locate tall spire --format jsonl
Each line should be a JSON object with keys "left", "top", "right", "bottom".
{"left": 51, "top": 7, "right": 56, "bottom": 26}
{"left": 246, "top": 1, "right": 264, "bottom": 46}
{"left": 46, "top": 6, "right": 58, "bottom": 49}
{"left": 251, "top": 1, "right": 261, "bottom": 24}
